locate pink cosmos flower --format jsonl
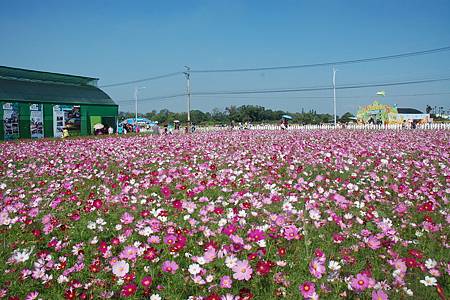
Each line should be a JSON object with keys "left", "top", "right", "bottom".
{"left": 24, "top": 291, "right": 39, "bottom": 300}
{"left": 372, "top": 290, "right": 389, "bottom": 300}
{"left": 120, "top": 212, "right": 134, "bottom": 224}
{"left": 148, "top": 235, "right": 161, "bottom": 244}
{"left": 163, "top": 234, "right": 178, "bottom": 245}
{"left": 119, "top": 245, "right": 138, "bottom": 260}
{"left": 299, "top": 281, "right": 315, "bottom": 298}
{"left": 283, "top": 225, "right": 300, "bottom": 240}
{"left": 367, "top": 236, "right": 381, "bottom": 250}
{"left": 232, "top": 260, "right": 253, "bottom": 281}
{"left": 395, "top": 203, "right": 407, "bottom": 214}
{"left": 351, "top": 273, "right": 370, "bottom": 291}
{"left": 161, "top": 260, "right": 179, "bottom": 274}
{"left": 203, "top": 247, "right": 216, "bottom": 263}
{"left": 220, "top": 275, "right": 232, "bottom": 288}
{"left": 309, "top": 258, "right": 326, "bottom": 279}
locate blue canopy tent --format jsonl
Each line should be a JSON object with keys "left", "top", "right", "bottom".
{"left": 121, "top": 118, "right": 156, "bottom": 126}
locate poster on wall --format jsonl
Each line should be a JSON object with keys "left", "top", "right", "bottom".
{"left": 30, "top": 104, "right": 44, "bottom": 138}
{"left": 53, "top": 105, "right": 81, "bottom": 137}
{"left": 3, "top": 103, "right": 20, "bottom": 140}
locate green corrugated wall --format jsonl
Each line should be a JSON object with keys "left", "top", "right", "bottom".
{"left": 0, "top": 103, "right": 3, "bottom": 140}
{"left": 43, "top": 104, "right": 54, "bottom": 138}
{"left": 19, "top": 103, "right": 31, "bottom": 139}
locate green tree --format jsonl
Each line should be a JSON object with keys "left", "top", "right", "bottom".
{"left": 339, "top": 112, "right": 355, "bottom": 123}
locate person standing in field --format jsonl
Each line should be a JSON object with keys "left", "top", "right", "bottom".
{"left": 62, "top": 127, "right": 69, "bottom": 138}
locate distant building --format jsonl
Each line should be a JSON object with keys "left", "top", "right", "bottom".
{"left": 356, "top": 101, "right": 430, "bottom": 124}
{"left": 396, "top": 108, "right": 430, "bottom": 121}
{"left": 0, "top": 66, "right": 118, "bottom": 140}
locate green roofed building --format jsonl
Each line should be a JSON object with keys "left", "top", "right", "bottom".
{"left": 0, "top": 66, "right": 118, "bottom": 140}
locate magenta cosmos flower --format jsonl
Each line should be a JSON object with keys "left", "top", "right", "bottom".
{"left": 299, "top": 281, "right": 316, "bottom": 298}
{"left": 141, "top": 276, "right": 152, "bottom": 288}
{"left": 232, "top": 260, "right": 253, "bottom": 281}
{"left": 161, "top": 260, "right": 179, "bottom": 274}
{"left": 247, "top": 229, "right": 266, "bottom": 242}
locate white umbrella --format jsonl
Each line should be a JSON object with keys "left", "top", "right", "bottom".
{"left": 93, "top": 123, "right": 104, "bottom": 130}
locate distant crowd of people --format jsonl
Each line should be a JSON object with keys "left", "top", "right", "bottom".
{"left": 110, "top": 121, "right": 197, "bottom": 136}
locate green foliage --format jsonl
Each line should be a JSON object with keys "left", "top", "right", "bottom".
{"left": 120, "top": 105, "right": 336, "bottom": 125}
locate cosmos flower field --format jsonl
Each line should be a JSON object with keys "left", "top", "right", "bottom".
{"left": 0, "top": 130, "right": 449, "bottom": 300}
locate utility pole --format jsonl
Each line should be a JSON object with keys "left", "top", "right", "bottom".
{"left": 184, "top": 66, "right": 191, "bottom": 131}
{"left": 333, "top": 67, "right": 337, "bottom": 127}
{"left": 134, "top": 88, "right": 138, "bottom": 123}
{"left": 134, "top": 86, "right": 146, "bottom": 124}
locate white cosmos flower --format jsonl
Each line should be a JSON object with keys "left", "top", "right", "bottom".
{"left": 218, "top": 218, "right": 227, "bottom": 227}
{"left": 256, "top": 239, "right": 266, "bottom": 247}
{"left": 150, "top": 294, "right": 162, "bottom": 300}
{"left": 328, "top": 260, "right": 341, "bottom": 271}
{"left": 425, "top": 259, "right": 437, "bottom": 269}
{"left": 225, "top": 256, "right": 237, "bottom": 268}
{"left": 403, "top": 287, "right": 413, "bottom": 296}
{"left": 420, "top": 276, "right": 437, "bottom": 286}
{"left": 139, "top": 227, "right": 153, "bottom": 237}
{"left": 57, "top": 275, "right": 69, "bottom": 284}
{"left": 90, "top": 236, "right": 98, "bottom": 244}
{"left": 96, "top": 218, "right": 106, "bottom": 225}
{"left": 10, "top": 247, "right": 34, "bottom": 264}
{"left": 196, "top": 257, "right": 206, "bottom": 265}
{"left": 188, "top": 263, "right": 201, "bottom": 275}
{"left": 112, "top": 260, "right": 129, "bottom": 278}
{"left": 309, "top": 210, "right": 321, "bottom": 220}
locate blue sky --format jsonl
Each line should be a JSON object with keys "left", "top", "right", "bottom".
{"left": 1, "top": 0, "right": 450, "bottom": 115}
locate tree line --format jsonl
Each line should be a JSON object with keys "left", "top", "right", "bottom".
{"left": 119, "top": 105, "right": 355, "bottom": 125}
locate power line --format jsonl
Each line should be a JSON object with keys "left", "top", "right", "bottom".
{"left": 191, "top": 77, "right": 450, "bottom": 96}
{"left": 118, "top": 91, "right": 450, "bottom": 106}
{"left": 116, "top": 93, "right": 185, "bottom": 103}
{"left": 193, "top": 91, "right": 450, "bottom": 99}
{"left": 116, "top": 76, "right": 450, "bottom": 105}
{"left": 100, "top": 46, "right": 450, "bottom": 88}
{"left": 100, "top": 71, "right": 183, "bottom": 88}
{"left": 191, "top": 46, "right": 450, "bottom": 73}
{"left": 114, "top": 75, "right": 450, "bottom": 104}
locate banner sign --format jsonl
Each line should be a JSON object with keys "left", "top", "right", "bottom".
{"left": 3, "top": 103, "right": 20, "bottom": 140}
{"left": 53, "top": 105, "right": 81, "bottom": 137}
{"left": 30, "top": 104, "right": 44, "bottom": 138}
